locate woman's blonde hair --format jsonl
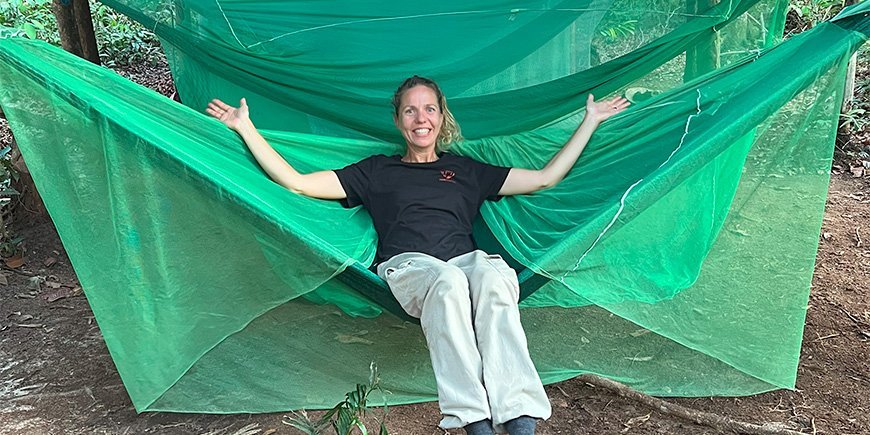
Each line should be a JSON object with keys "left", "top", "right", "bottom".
{"left": 391, "top": 75, "right": 463, "bottom": 151}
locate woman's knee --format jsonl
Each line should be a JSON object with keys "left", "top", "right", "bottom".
{"left": 471, "top": 263, "right": 520, "bottom": 306}
{"left": 427, "top": 266, "right": 471, "bottom": 304}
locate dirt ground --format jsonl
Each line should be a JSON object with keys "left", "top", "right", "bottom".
{"left": 1, "top": 47, "right": 869, "bottom": 435}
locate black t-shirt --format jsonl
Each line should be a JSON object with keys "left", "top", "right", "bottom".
{"left": 335, "top": 153, "right": 510, "bottom": 264}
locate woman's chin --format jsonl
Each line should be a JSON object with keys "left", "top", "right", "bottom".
{"left": 407, "top": 141, "right": 437, "bottom": 152}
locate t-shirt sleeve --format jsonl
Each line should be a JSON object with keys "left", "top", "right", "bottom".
{"left": 334, "top": 156, "right": 378, "bottom": 208}
{"left": 472, "top": 158, "right": 511, "bottom": 202}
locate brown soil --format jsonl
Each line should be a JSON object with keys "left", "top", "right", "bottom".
{"left": 1, "top": 37, "right": 868, "bottom": 435}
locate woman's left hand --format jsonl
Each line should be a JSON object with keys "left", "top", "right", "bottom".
{"left": 585, "top": 94, "right": 630, "bottom": 124}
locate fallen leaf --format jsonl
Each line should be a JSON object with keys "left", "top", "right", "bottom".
{"left": 4, "top": 254, "right": 25, "bottom": 269}
{"left": 44, "top": 281, "right": 62, "bottom": 289}
{"left": 0, "top": 273, "right": 6, "bottom": 286}
{"left": 621, "top": 413, "right": 652, "bottom": 432}
{"left": 728, "top": 228, "right": 750, "bottom": 237}
{"left": 43, "top": 257, "right": 57, "bottom": 267}
{"left": 336, "top": 334, "right": 374, "bottom": 345}
{"left": 41, "top": 287, "right": 76, "bottom": 303}
{"left": 822, "top": 232, "right": 833, "bottom": 241}
{"left": 630, "top": 328, "right": 650, "bottom": 337}
{"left": 850, "top": 165, "right": 864, "bottom": 177}
{"left": 625, "top": 413, "right": 651, "bottom": 426}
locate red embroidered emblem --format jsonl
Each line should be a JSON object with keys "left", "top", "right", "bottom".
{"left": 439, "top": 170, "right": 456, "bottom": 183}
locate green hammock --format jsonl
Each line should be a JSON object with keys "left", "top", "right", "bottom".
{"left": 0, "top": 0, "right": 867, "bottom": 413}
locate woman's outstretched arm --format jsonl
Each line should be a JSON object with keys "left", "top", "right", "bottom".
{"left": 499, "top": 94, "right": 629, "bottom": 196}
{"left": 207, "top": 98, "right": 346, "bottom": 199}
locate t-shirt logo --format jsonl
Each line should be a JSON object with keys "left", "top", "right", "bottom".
{"left": 439, "top": 170, "right": 456, "bottom": 183}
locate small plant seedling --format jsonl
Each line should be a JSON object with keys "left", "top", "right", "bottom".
{"left": 283, "top": 363, "right": 390, "bottom": 435}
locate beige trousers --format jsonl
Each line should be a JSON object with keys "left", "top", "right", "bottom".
{"left": 377, "top": 250, "right": 551, "bottom": 430}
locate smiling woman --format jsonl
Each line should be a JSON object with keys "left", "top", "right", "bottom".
{"left": 390, "top": 75, "right": 460, "bottom": 158}
{"left": 206, "top": 75, "right": 627, "bottom": 435}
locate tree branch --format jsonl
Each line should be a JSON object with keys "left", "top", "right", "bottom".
{"left": 578, "top": 374, "right": 805, "bottom": 435}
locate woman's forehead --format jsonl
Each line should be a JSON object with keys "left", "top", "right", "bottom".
{"left": 401, "top": 85, "right": 439, "bottom": 106}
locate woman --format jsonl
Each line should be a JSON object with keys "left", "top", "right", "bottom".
{"left": 206, "top": 76, "right": 628, "bottom": 435}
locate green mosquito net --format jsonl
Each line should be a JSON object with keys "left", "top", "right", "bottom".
{"left": 1, "top": 0, "right": 867, "bottom": 413}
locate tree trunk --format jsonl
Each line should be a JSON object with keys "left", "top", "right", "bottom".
{"left": 73, "top": 0, "right": 100, "bottom": 64}
{"left": 684, "top": 0, "right": 721, "bottom": 82}
{"left": 842, "top": 51, "right": 857, "bottom": 113}
{"left": 52, "top": 0, "right": 84, "bottom": 57}
{"left": 9, "top": 137, "right": 48, "bottom": 220}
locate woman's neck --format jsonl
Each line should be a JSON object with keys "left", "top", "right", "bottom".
{"left": 401, "top": 148, "right": 439, "bottom": 163}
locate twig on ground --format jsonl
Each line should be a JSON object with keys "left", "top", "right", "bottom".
{"left": 577, "top": 374, "right": 805, "bottom": 435}
{"left": 856, "top": 226, "right": 862, "bottom": 247}
{"left": 7, "top": 384, "right": 124, "bottom": 402}
{"left": 812, "top": 333, "right": 841, "bottom": 342}
{"left": 1, "top": 265, "right": 36, "bottom": 277}
{"left": 839, "top": 306, "right": 870, "bottom": 328}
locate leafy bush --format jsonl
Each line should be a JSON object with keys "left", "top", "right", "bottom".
{"left": 0, "top": 0, "right": 164, "bottom": 66}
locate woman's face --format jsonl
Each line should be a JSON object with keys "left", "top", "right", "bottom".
{"left": 394, "top": 85, "right": 444, "bottom": 152}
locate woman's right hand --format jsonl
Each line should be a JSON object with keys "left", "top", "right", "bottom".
{"left": 206, "top": 98, "right": 250, "bottom": 131}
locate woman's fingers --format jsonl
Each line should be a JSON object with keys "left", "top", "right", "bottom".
{"left": 206, "top": 102, "right": 223, "bottom": 114}
{"left": 607, "top": 96, "right": 630, "bottom": 111}
{"left": 211, "top": 98, "right": 232, "bottom": 110}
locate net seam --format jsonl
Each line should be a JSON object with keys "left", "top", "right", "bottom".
{"left": 561, "top": 88, "right": 703, "bottom": 281}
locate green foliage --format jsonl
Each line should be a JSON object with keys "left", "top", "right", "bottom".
{"left": 840, "top": 46, "right": 869, "bottom": 134}
{"left": 0, "top": 0, "right": 163, "bottom": 66}
{"left": 0, "top": 143, "right": 20, "bottom": 255}
{"left": 840, "top": 106, "right": 867, "bottom": 131}
{"left": 787, "top": 0, "right": 846, "bottom": 30}
{"left": 599, "top": 19, "right": 638, "bottom": 41}
{"left": 0, "top": 0, "right": 54, "bottom": 41}
{"left": 283, "top": 363, "right": 390, "bottom": 435}
{"left": 91, "top": 2, "right": 162, "bottom": 66}
{"left": 0, "top": 144, "right": 19, "bottom": 201}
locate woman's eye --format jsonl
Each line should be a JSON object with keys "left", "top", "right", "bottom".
{"left": 427, "top": 107, "right": 436, "bottom": 113}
